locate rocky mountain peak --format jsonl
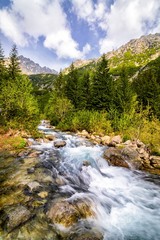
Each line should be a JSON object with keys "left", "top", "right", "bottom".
{"left": 106, "top": 33, "right": 160, "bottom": 59}
{"left": 18, "top": 55, "right": 58, "bottom": 75}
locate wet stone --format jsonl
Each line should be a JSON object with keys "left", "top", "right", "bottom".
{"left": 75, "top": 232, "right": 103, "bottom": 240}
{"left": 54, "top": 140, "right": 66, "bottom": 148}
{"left": 27, "top": 181, "right": 41, "bottom": 192}
{"left": 3, "top": 206, "right": 32, "bottom": 232}
{"left": 47, "top": 198, "right": 95, "bottom": 228}
{"left": 37, "top": 191, "right": 48, "bottom": 199}
{"left": 27, "top": 167, "right": 35, "bottom": 174}
{"left": 45, "top": 134, "right": 56, "bottom": 141}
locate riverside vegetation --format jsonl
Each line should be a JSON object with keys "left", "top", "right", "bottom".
{"left": 0, "top": 37, "right": 160, "bottom": 156}
{"left": 0, "top": 35, "right": 160, "bottom": 239}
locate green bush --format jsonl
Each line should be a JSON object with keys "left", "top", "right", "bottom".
{"left": 58, "top": 110, "right": 112, "bottom": 134}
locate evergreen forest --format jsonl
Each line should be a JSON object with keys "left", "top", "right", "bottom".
{"left": 0, "top": 43, "right": 160, "bottom": 154}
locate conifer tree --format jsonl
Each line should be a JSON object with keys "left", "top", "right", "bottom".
{"left": 8, "top": 44, "right": 21, "bottom": 79}
{"left": 0, "top": 45, "right": 39, "bottom": 130}
{"left": 65, "top": 63, "right": 79, "bottom": 108}
{"left": 91, "top": 54, "right": 113, "bottom": 111}
{"left": 53, "top": 71, "right": 66, "bottom": 97}
{"left": 0, "top": 42, "right": 5, "bottom": 86}
{"left": 78, "top": 71, "right": 91, "bottom": 109}
{"left": 115, "top": 67, "right": 137, "bottom": 114}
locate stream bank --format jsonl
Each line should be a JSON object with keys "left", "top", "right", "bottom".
{"left": 0, "top": 121, "right": 160, "bottom": 239}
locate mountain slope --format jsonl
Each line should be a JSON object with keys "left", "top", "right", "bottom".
{"left": 19, "top": 55, "right": 58, "bottom": 75}
{"left": 63, "top": 33, "right": 160, "bottom": 76}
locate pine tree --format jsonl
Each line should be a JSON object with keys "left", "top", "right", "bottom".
{"left": 132, "top": 64, "right": 160, "bottom": 118}
{"left": 91, "top": 54, "right": 113, "bottom": 111}
{"left": 65, "top": 63, "right": 79, "bottom": 108}
{"left": 78, "top": 71, "right": 91, "bottom": 109}
{"left": 115, "top": 67, "right": 137, "bottom": 114}
{"left": 53, "top": 71, "right": 66, "bottom": 97}
{"left": 0, "top": 42, "right": 5, "bottom": 86}
{"left": 8, "top": 44, "right": 21, "bottom": 79}
{"left": 0, "top": 45, "right": 39, "bottom": 130}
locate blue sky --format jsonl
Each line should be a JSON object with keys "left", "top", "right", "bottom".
{"left": 0, "top": 0, "right": 160, "bottom": 71}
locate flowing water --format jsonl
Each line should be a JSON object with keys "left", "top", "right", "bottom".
{"left": 0, "top": 123, "right": 160, "bottom": 240}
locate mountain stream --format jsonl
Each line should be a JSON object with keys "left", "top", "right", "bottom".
{"left": 0, "top": 122, "right": 160, "bottom": 240}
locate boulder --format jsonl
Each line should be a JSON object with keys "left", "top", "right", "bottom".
{"left": 104, "top": 147, "right": 129, "bottom": 168}
{"left": 80, "top": 130, "right": 90, "bottom": 138}
{"left": 104, "top": 146, "right": 146, "bottom": 169}
{"left": 5, "top": 206, "right": 32, "bottom": 232}
{"left": 101, "top": 135, "right": 111, "bottom": 145}
{"left": 150, "top": 156, "right": 160, "bottom": 169}
{"left": 47, "top": 200, "right": 79, "bottom": 227}
{"left": 45, "top": 135, "right": 56, "bottom": 141}
{"left": 47, "top": 198, "right": 94, "bottom": 227}
{"left": 75, "top": 232, "right": 103, "bottom": 240}
{"left": 111, "top": 135, "right": 122, "bottom": 144}
{"left": 54, "top": 140, "right": 66, "bottom": 148}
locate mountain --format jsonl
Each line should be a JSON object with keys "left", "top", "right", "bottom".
{"left": 63, "top": 33, "right": 160, "bottom": 76}
{"left": 18, "top": 55, "right": 58, "bottom": 75}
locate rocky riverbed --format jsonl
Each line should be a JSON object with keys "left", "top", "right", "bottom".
{"left": 0, "top": 121, "right": 160, "bottom": 239}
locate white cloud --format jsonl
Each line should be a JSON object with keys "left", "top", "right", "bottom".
{"left": 99, "top": 0, "right": 160, "bottom": 53}
{"left": 0, "top": 0, "right": 88, "bottom": 59}
{"left": 82, "top": 43, "right": 91, "bottom": 56}
{"left": 44, "top": 29, "right": 82, "bottom": 59}
{"left": 72, "top": 0, "right": 107, "bottom": 25}
{"left": 0, "top": 8, "right": 27, "bottom": 46}
{"left": 71, "top": 0, "right": 160, "bottom": 54}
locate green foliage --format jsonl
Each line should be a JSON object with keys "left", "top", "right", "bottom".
{"left": 58, "top": 110, "right": 112, "bottom": 134}
{"left": 29, "top": 73, "right": 57, "bottom": 113}
{"left": 114, "top": 67, "right": 138, "bottom": 115}
{"left": 132, "top": 56, "right": 160, "bottom": 119}
{"left": 91, "top": 54, "right": 114, "bottom": 111}
{"left": 65, "top": 63, "right": 79, "bottom": 108}
{"left": 53, "top": 71, "right": 66, "bottom": 97}
{"left": 0, "top": 42, "right": 6, "bottom": 86}
{"left": 45, "top": 93, "right": 73, "bottom": 125}
{"left": 78, "top": 70, "right": 91, "bottom": 109}
{"left": 0, "top": 134, "right": 27, "bottom": 151}
{"left": 8, "top": 44, "right": 21, "bottom": 79}
{"left": 0, "top": 44, "right": 40, "bottom": 132}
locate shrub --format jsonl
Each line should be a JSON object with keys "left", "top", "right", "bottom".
{"left": 58, "top": 110, "right": 112, "bottom": 134}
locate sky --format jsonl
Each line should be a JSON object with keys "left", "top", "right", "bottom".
{"left": 0, "top": 0, "right": 160, "bottom": 71}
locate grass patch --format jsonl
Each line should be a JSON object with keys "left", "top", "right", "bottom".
{"left": 0, "top": 132, "right": 27, "bottom": 152}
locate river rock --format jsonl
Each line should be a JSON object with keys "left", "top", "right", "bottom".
{"left": 45, "top": 134, "right": 56, "bottom": 141}
{"left": 27, "top": 167, "right": 35, "bottom": 174}
{"left": 75, "top": 232, "right": 103, "bottom": 240}
{"left": 47, "top": 198, "right": 94, "bottom": 227}
{"left": 28, "top": 151, "right": 41, "bottom": 158}
{"left": 104, "top": 147, "right": 129, "bottom": 168}
{"left": 79, "top": 130, "right": 90, "bottom": 138}
{"left": 54, "top": 140, "right": 66, "bottom": 148}
{"left": 104, "top": 145, "right": 147, "bottom": 169}
{"left": 101, "top": 135, "right": 111, "bottom": 145}
{"left": 111, "top": 135, "right": 122, "bottom": 144}
{"left": 5, "top": 206, "right": 32, "bottom": 232}
{"left": 38, "top": 191, "right": 48, "bottom": 198}
{"left": 27, "top": 181, "right": 41, "bottom": 191}
{"left": 82, "top": 160, "right": 90, "bottom": 167}
{"left": 150, "top": 156, "right": 160, "bottom": 169}
{"left": 47, "top": 199, "right": 79, "bottom": 227}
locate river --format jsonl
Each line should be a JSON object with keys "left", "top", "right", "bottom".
{"left": 0, "top": 122, "right": 160, "bottom": 240}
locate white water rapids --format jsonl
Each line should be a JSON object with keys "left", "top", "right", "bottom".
{"left": 34, "top": 124, "right": 160, "bottom": 240}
